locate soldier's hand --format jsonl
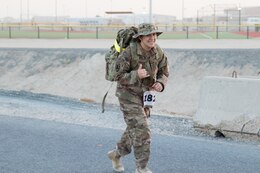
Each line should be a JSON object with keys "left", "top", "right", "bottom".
{"left": 151, "top": 82, "right": 163, "bottom": 92}
{"left": 137, "top": 64, "right": 150, "bottom": 79}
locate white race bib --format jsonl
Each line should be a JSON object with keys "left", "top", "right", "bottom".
{"left": 143, "top": 91, "right": 156, "bottom": 108}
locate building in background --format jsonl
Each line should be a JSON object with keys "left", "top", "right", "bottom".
{"left": 1, "top": 5, "right": 259, "bottom": 30}
{"left": 31, "top": 16, "right": 70, "bottom": 24}
{"left": 197, "top": 5, "right": 260, "bottom": 25}
{"left": 114, "top": 13, "right": 176, "bottom": 25}
{"left": 193, "top": 5, "right": 260, "bottom": 32}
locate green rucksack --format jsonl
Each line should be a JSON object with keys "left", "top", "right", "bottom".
{"left": 102, "top": 26, "right": 137, "bottom": 113}
{"left": 105, "top": 26, "right": 138, "bottom": 81}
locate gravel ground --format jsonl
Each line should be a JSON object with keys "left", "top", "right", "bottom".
{"left": 1, "top": 89, "right": 259, "bottom": 145}
{"left": 0, "top": 89, "right": 203, "bottom": 137}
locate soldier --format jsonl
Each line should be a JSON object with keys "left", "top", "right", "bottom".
{"left": 108, "top": 23, "right": 169, "bottom": 173}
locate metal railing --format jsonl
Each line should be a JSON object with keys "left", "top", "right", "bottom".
{"left": 0, "top": 23, "right": 260, "bottom": 39}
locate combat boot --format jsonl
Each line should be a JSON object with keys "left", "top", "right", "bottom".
{"left": 135, "top": 167, "right": 152, "bottom": 173}
{"left": 107, "top": 149, "right": 124, "bottom": 172}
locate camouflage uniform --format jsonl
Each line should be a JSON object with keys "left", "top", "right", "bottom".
{"left": 114, "top": 24, "right": 169, "bottom": 169}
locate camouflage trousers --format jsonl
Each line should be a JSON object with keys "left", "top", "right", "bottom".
{"left": 117, "top": 98, "right": 151, "bottom": 169}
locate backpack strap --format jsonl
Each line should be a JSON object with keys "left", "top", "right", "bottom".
{"left": 129, "top": 42, "right": 139, "bottom": 69}
{"left": 114, "top": 39, "right": 125, "bottom": 53}
{"left": 101, "top": 82, "right": 114, "bottom": 113}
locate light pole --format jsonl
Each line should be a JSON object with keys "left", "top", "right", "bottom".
{"left": 197, "top": 10, "right": 199, "bottom": 31}
{"left": 55, "top": 0, "right": 57, "bottom": 22}
{"left": 149, "top": 0, "right": 152, "bottom": 23}
{"left": 20, "top": 0, "right": 23, "bottom": 22}
{"left": 225, "top": 7, "right": 242, "bottom": 32}
{"left": 238, "top": 7, "right": 242, "bottom": 32}
{"left": 212, "top": 4, "right": 216, "bottom": 30}
{"left": 182, "top": 0, "right": 185, "bottom": 31}
{"left": 27, "top": 0, "right": 29, "bottom": 20}
{"left": 226, "top": 10, "right": 229, "bottom": 32}
{"left": 182, "top": 0, "right": 184, "bottom": 25}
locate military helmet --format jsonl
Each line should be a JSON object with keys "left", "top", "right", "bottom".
{"left": 133, "top": 23, "right": 163, "bottom": 38}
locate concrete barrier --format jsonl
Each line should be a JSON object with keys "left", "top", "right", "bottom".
{"left": 194, "top": 76, "right": 260, "bottom": 134}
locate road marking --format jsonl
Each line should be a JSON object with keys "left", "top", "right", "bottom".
{"left": 199, "top": 32, "right": 213, "bottom": 39}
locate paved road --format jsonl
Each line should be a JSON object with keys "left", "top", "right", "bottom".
{"left": 1, "top": 115, "right": 260, "bottom": 173}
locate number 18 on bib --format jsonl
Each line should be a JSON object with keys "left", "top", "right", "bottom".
{"left": 143, "top": 91, "right": 156, "bottom": 108}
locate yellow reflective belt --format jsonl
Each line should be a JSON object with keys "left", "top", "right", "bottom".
{"left": 114, "top": 40, "right": 125, "bottom": 53}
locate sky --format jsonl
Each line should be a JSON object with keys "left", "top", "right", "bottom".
{"left": 0, "top": 0, "right": 260, "bottom": 20}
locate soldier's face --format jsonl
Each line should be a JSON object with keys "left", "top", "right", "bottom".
{"left": 140, "top": 33, "right": 157, "bottom": 51}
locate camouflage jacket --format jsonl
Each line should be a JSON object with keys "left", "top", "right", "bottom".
{"left": 115, "top": 41, "right": 169, "bottom": 104}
